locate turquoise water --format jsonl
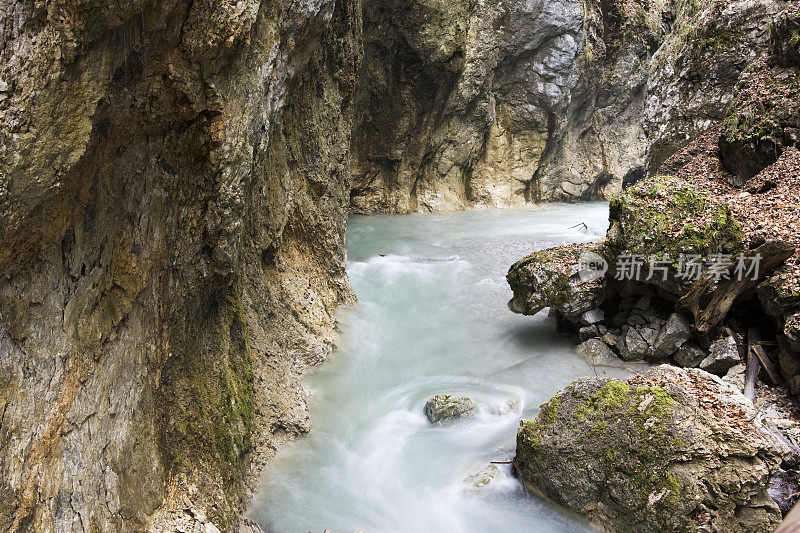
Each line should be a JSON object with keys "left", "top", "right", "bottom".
{"left": 249, "top": 203, "right": 621, "bottom": 533}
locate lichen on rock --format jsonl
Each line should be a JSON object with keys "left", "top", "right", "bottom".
{"left": 515, "top": 365, "right": 790, "bottom": 533}
{"left": 507, "top": 243, "right": 605, "bottom": 321}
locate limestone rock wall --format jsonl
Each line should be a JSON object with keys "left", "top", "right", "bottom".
{"left": 349, "top": 0, "right": 658, "bottom": 212}
{"left": 350, "top": 0, "right": 787, "bottom": 213}
{"left": 0, "top": 0, "right": 361, "bottom": 531}
{"left": 644, "top": 0, "right": 785, "bottom": 175}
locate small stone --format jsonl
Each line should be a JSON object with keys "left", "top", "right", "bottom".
{"left": 700, "top": 336, "right": 741, "bottom": 375}
{"left": 204, "top": 524, "right": 221, "bottom": 533}
{"left": 580, "top": 309, "right": 605, "bottom": 326}
{"left": 465, "top": 464, "right": 500, "bottom": 488}
{"left": 651, "top": 313, "right": 691, "bottom": 360}
{"left": 619, "top": 327, "right": 649, "bottom": 361}
{"left": 425, "top": 395, "right": 478, "bottom": 424}
{"left": 600, "top": 333, "right": 617, "bottom": 346}
{"left": 674, "top": 345, "right": 707, "bottom": 368}
{"left": 639, "top": 326, "right": 659, "bottom": 347}
{"left": 722, "top": 363, "right": 746, "bottom": 390}
{"left": 579, "top": 325, "right": 600, "bottom": 341}
{"left": 576, "top": 339, "right": 619, "bottom": 366}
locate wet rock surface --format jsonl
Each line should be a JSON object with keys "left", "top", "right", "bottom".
{"left": 515, "top": 366, "right": 791, "bottom": 533}
{"left": 424, "top": 395, "right": 479, "bottom": 424}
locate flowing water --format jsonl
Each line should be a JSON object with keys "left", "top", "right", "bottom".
{"left": 249, "top": 202, "right": 632, "bottom": 533}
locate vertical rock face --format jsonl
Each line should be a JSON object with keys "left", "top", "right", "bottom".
{"left": 0, "top": 0, "right": 361, "bottom": 531}
{"left": 348, "top": 0, "right": 657, "bottom": 212}
{"left": 351, "top": 0, "right": 602, "bottom": 212}
{"left": 350, "top": 0, "right": 786, "bottom": 213}
{"left": 644, "top": 0, "right": 786, "bottom": 175}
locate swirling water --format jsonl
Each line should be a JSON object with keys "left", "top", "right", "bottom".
{"left": 248, "top": 203, "right": 627, "bottom": 533}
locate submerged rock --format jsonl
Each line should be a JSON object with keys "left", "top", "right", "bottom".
{"left": 515, "top": 366, "right": 789, "bottom": 533}
{"left": 492, "top": 399, "right": 521, "bottom": 417}
{"left": 465, "top": 464, "right": 501, "bottom": 489}
{"left": 425, "top": 395, "right": 478, "bottom": 424}
{"left": 699, "top": 336, "right": 741, "bottom": 375}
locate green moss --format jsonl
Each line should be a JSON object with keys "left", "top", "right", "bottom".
{"left": 158, "top": 279, "right": 255, "bottom": 530}
{"left": 539, "top": 397, "right": 560, "bottom": 425}
{"left": 580, "top": 381, "right": 685, "bottom": 524}
{"left": 604, "top": 175, "right": 743, "bottom": 266}
{"left": 576, "top": 381, "right": 631, "bottom": 421}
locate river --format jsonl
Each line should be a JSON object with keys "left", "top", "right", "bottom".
{"left": 248, "top": 203, "right": 627, "bottom": 533}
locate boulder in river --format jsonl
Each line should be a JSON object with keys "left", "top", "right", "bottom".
{"left": 515, "top": 365, "right": 790, "bottom": 533}
{"left": 507, "top": 243, "right": 605, "bottom": 323}
{"left": 425, "top": 395, "right": 478, "bottom": 424}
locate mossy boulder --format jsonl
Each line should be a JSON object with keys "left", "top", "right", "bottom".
{"left": 424, "top": 395, "right": 478, "bottom": 424}
{"left": 507, "top": 243, "right": 606, "bottom": 322}
{"left": 604, "top": 175, "right": 743, "bottom": 295}
{"left": 515, "top": 366, "right": 789, "bottom": 533}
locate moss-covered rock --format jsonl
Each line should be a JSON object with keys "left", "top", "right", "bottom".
{"left": 515, "top": 365, "right": 789, "bottom": 533}
{"left": 424, "top": 395, "right": 478, "bottom": 424}
{"left": 606, "top": 175, "right": 743, "bottom": 259}
{"left": 507, "top": 243, "right": 606, "bottom": 321}
{"left": 159, "top": 281, "right": 255, "bottom": 529}
{"left": 604, "top": 175, "right": 743, "bottom": 295}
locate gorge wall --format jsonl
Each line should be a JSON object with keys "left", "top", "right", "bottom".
{"left": 0, "top": 0, "right": 361, "bottom": 530}
{"left": 0, "top": 0, "right": 793, "bottom": 531}
{"left": 349, "top": 0, "right": 784, "bottom": 213}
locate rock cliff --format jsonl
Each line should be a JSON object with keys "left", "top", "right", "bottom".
{"left": 349, "top": 0, "right": 784, "bottom": 212}
{"left": 0, "top": 0, "right": 361, "bottom": 530}
{"left": 3, "top": 0, "right": 799, "bottom": 531}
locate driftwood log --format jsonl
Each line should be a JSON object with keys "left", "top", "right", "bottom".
{"left": 677, "top": 241, "right": 795, "bottom": 336}
{"left": 775, "top": 500, "right": 800, "bottom": 533}
{"left": 744, "top": 329, "right": 760, "bottom": 403}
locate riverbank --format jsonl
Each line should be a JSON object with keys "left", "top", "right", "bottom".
{"left": 507, "top": 126, "right": 800, "bottom": 531}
